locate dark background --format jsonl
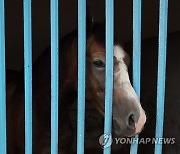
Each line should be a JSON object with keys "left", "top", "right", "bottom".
{"left": 5, "top": 0, "right": 180, "bottom": 70}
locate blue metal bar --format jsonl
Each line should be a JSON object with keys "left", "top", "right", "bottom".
{"left": 0, "top": 0, "right": 7, "bottom": 153}
{"left": 23, "top": 0, "right": 32, "bottom": 153}
{"left": 130, "top": 0, "right": 141, "bottom": 153}
{"left": 155, "top": 0, "right": 168, "bottom": 153}
{"left": 50, "top": 0, "right": 59, "bottom": 153}
{"left": 77, "top": 0, "right": 86, "bottom": 153}
{"left": 103, "top": 0, "right": 114, "bottom": 153}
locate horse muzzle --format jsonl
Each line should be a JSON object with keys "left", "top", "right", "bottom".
{"left": 112, "top": 93, "right": 146, "bottom": 137}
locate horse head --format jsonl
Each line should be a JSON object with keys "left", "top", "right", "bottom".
{"left": 85, "top": 23, "right": 146, "bottom": 137}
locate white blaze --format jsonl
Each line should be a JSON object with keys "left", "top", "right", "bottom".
{"left": 114, "top": 45, "right": 146, "bottom": 134}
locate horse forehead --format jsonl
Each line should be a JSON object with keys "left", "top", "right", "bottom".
{"left": 114, "top": 45, "right": 125, "bottom": 60}
{"left": 88, "top": 42, "right": 127, "bottom": 61}
{"left": 88, "top": 41, "right": 105, "bottom": 57}
{"left": 113, "top": 45, "right": 128, "bottom": 72}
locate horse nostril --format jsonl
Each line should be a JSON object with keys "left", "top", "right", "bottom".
{"left": 128, "top": 114, "right": 135, "bottom": 129}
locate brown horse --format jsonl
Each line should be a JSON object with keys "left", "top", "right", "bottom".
{"left": 6, "top": 22, "right": 146, "bottom": 153}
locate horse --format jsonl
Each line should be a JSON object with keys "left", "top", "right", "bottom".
{"left": 6, "top": 21, "right": 146, "bottom": 153}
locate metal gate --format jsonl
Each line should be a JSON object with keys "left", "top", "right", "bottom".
{"left": 0, "top": 0, "right": 168, "bottom": 154}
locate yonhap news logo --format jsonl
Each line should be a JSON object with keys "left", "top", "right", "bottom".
{"left": 99, "top": 134, "right": 175, "bottom": 148}
{"left": 99, "top": 133, "right": 113, "bottom": 149}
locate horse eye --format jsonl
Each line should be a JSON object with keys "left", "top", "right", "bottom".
{"left": 93, "top": 60, "right": 105, "bottom": 68}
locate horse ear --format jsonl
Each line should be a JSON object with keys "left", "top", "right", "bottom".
{"left": 86, "top": 5, "right": 94, "bottom": 29}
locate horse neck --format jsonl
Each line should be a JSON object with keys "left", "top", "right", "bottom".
{"left": 32, "top": 30, "right": 78, "bottom": 108}
{"left": 32, "top": 30, "right": 78, "bottom": 84}
{"left": 32, "top": 48, "right": 51, "bottom": 85}
{"left": 59, "top": 32, "right": 78, "bottom": 107}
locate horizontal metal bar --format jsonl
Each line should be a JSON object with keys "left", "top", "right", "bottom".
{"left": 155, "top": 0, "right": 169, "bottom": 154}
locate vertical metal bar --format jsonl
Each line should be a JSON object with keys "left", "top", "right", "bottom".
{"left": 155, "top": 0, "right": 168, "bottom": 153}
{"left": 77, "top": 0, "right": 86, "bottom": 153}
{"left": 130, "top": 0, "right": 141, "bottom": 153}
{"left": 103, "top": 0, "right": 114, "bottom": 153}
{"left": 0, "top": 0, "right": 7, "bottom": 153}
{"left": 23, "top": 0, "right": 32, "bottom": 153}
{"left": 50, "top": 0, "right": 59, "bottom": 153}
